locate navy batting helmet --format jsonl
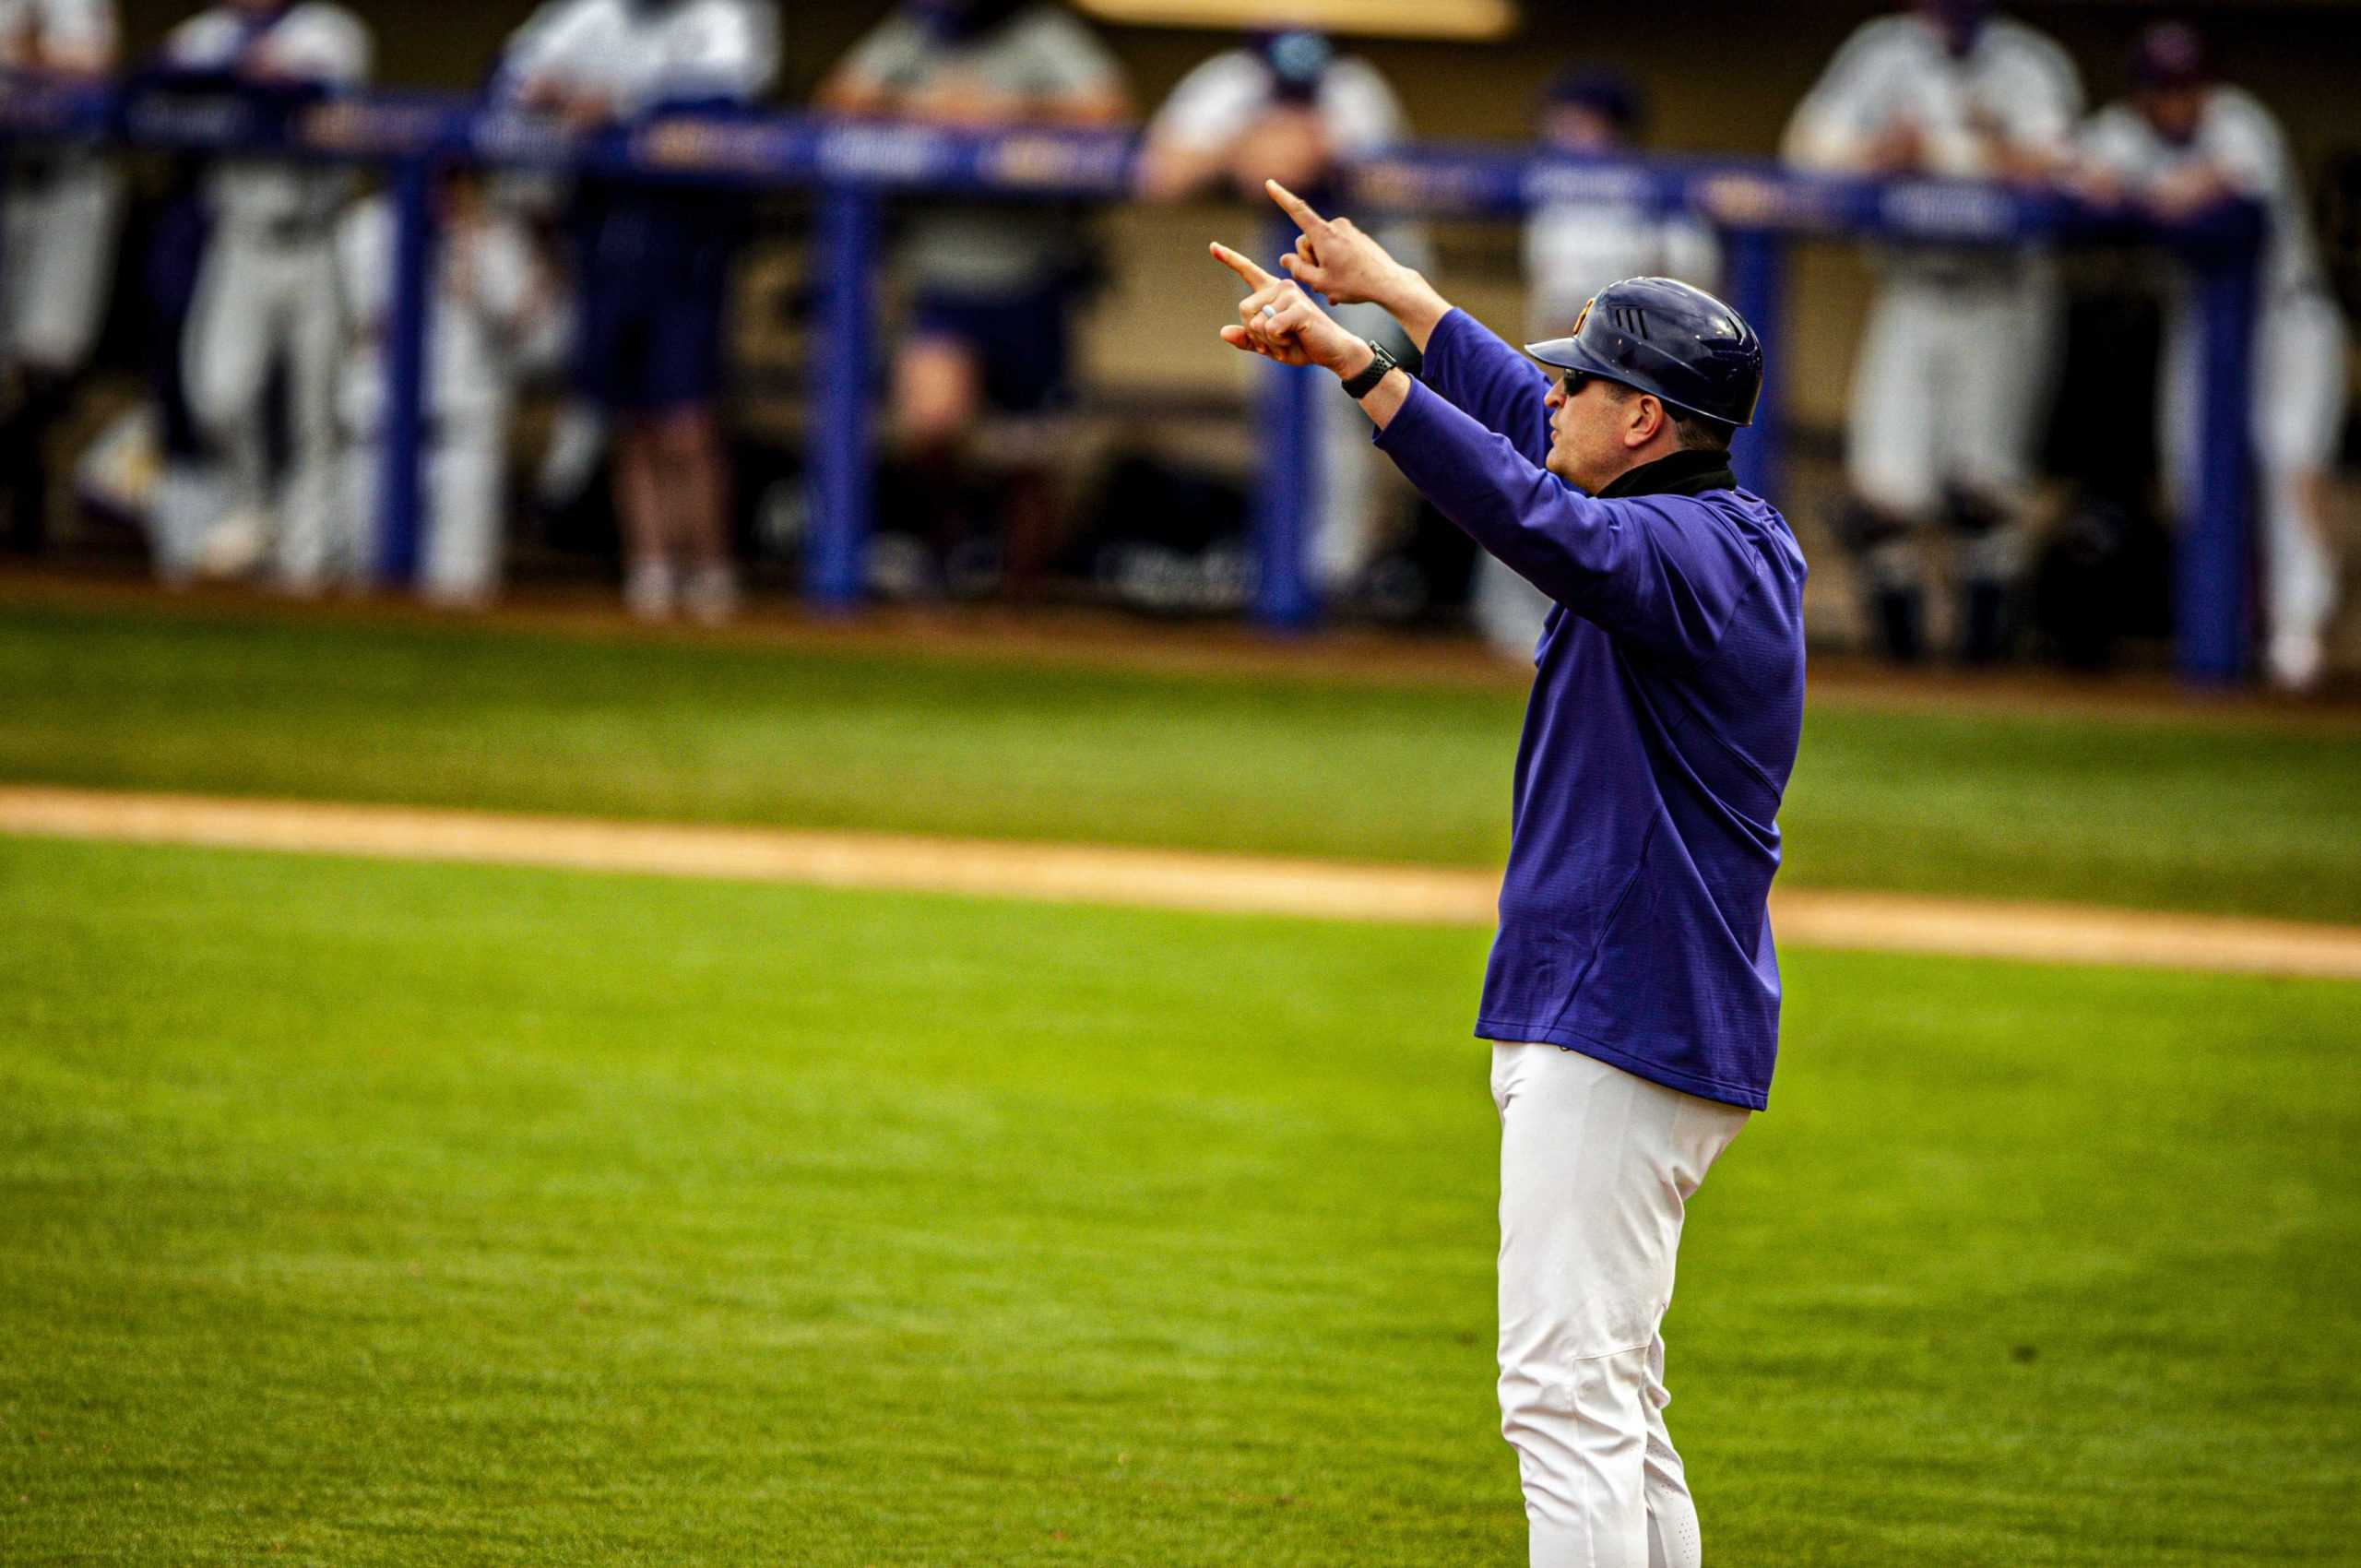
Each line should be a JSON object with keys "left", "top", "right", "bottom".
{"left": 1525, "top": 277, "right": 1763, "bottom": 428}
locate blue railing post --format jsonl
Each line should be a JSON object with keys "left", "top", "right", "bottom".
{"left": 1252, "top": 220, "right": 1320, "bottom": 631}
{"left": 2180, "top": 238, "right": 2260, "bottom": 684}
{"left": 377, "top": 154, "right": 437, "bottom": 585}
{"left": 805, "top": 184, "right": 878, "bottom": 612}
{"left": 1252, "top": 359, "right": 1322, "bottom": 631}
{"left": 0, "top": 149, "right": 10, "bottom": 320}
{"left": 1723, "top": 224, "right": 1785, "bottom": 500}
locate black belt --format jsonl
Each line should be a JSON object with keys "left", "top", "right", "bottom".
{"left": 7, "top": 152, "right": 67, "bottom": 194}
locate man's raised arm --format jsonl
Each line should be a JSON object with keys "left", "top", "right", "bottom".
{"left": 1207, "top": 236, "right": 1762, "bottom": 666}
{"left": 1265, "top": 181, "right": 1553, "bottom": 467}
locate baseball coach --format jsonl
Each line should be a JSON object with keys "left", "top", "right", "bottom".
{"left": 1214, "top": 180, "right": 1808, "bottom": 1568}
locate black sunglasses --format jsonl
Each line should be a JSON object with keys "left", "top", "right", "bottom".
{"left": 1558, "top": 370, "right": 1593, "bottom": 398}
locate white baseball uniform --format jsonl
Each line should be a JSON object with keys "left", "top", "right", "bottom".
{"left": 2081, "top": 87, "right": 2350, "bottom": 687}
{"left": 1145, "top": 47, "right": 1428, "bottom": 593}
{"left": 334, "top": 193, "right": 544, "bottom": 608}
{"left": 161, "top": 1, "right": 372, "bottom": 592}
{"left": 1786, "top": 11, "right": 2082, "bottom": 589}
{"left": 495, "top": 0, "right": 778, "bottom": 116}
{"left": 0, "top": 0, "right": 122, "bottom": 374}
{"left": 1471, "top": 201, "right": 1723, "bottom": 659}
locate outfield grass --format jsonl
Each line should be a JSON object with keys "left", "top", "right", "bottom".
{"left": 5, "top": 602, "right": 2359, "bottom": 924}
{"left": 4, "top": 837, "right": 2355, "bottom": 1565}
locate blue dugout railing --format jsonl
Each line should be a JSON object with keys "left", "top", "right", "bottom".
{"left": 0, "top": 72, "right": 2265, "bottom": 681}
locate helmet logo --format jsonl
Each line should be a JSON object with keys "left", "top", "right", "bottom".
{"left": 1572, "top": 297, "right": 1595, "bottom": 338}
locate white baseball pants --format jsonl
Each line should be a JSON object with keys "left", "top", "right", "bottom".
{"left": 341, "top": 424, "right": 506, "bottom": 608}
{"left": 1846, "top": 265, "right": 2061, "bottom": 586}
{"left": 183, "top": 229, "right": 350, "bottom": 591}
{"left": 2159, "top": 288, "right": 2351, "bottom": 661}
{"left": 1493, "top": 1042, "right": 1750, "bottom": 1568}
{"left": 2, "top": 157, "right": 122, "bottom": 373}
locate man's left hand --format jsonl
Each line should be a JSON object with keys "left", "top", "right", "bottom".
{"left": 1209, "top": 243, "right": 1371, "bottom": 379}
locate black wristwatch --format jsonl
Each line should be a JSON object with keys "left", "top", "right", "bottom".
{"left": 1340, "top": 339, "right": 1402, "bottom": 400}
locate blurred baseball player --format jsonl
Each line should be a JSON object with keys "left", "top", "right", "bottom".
{"left": 819, "top": 0, "right": 1130, "bottom": 597}
{"left": 499, "top": 0, "right": 780, "bottom": 624}
{"left": 1478, "top": 65, "right": 1720, "bottom": 659}
{"left": 157, "top": 0, "right": 372, "bottom": 593}
{"left": 2081, "top": 23, "right": 2350, "bottom": 692}
{"left": 1139, "top": 26, "right": 1426, "bottom": 596}
{"left": 333, "top": 172, "right": 552, "bottom": 610}
{"left": 0, "top": 0, "right": 122, "bottom": 554}
{"left": 1785, "top": 0, "right": 2082, "bottom": 662}
{"left": 1215, "top": 181, "right": 1804, "bottom": 1568}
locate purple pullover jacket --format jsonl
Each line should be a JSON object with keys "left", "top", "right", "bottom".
{"left": 1371, "top": 309, "right": 1808, "bottom": 1110}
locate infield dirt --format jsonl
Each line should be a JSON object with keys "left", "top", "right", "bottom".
{"left": 7, "top": 783, "right": 2358, "bottom": 981}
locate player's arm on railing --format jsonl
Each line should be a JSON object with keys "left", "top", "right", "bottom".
{"left": 812, "top": 7, "right": 916, "bottom": 117}
{"left": 1012, "top": 8, "right": 1133, "bottom": 125}
{"left": 817, "top": 7, "right": 1130, "bottom": 126}
{"left": 1264, "top": 181, "right": 1552, "bottom": 466}
{"left": 1135, "top": 53, "right": 1265, "bottom": 201}
{"left": 1779, "top": 20, "right": 1908, "bottom": 173}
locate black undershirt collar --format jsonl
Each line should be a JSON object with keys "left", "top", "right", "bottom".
{"left": 1596, "top": 448, "right": 1737, "bottom": 500}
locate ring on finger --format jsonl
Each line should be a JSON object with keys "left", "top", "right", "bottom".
{"left": 1260, "top": 303, "right": 1278, "bottom": 319}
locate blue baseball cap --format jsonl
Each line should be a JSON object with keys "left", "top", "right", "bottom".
{"left": 1525, "top": 277, "right": 1763, "bottom": 428}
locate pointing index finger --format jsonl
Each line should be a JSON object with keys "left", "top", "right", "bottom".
{"left": 1265, "top": 179, "right": 1329, "bottom": 232}
{"left": 1209, "top": 241, "right": 1276, "bottom": 289}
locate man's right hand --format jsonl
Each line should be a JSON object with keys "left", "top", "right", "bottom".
{"left": 1264, "top": 180, "right": 1454, "bottom": 351}
{"left": 1265, "top": 179, "right": 1403, "bottom": 306}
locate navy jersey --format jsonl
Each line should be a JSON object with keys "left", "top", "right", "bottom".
{"left": 1372, "top": 309, "right": 1808, "bottom": 1110}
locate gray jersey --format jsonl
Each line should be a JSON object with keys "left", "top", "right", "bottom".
{"left": 2082, "top": 87, "right": 2328, "bottom": 302}
{"left": 166, "top": 2, "right": 372, "bottom": 233}
{"left": 835, "top": 4, "right": 1124, "bottom": 297}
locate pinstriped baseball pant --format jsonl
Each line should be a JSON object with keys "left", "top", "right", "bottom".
{"left": 1492, "top": 1043, "right": 1750, "bottom": 1568}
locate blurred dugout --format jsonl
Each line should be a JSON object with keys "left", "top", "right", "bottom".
{"left": 332, "top": 172, "right": 557, "bottom": 611}
{"left": 1473, "top": 65, "right": 1718, "bottom": 661}
{"left": 0, "top": 0, "right": 2355, "bottom": 686}
{"left": 496, "top": 0, "right": 781, "bottom": 624}
{"left": 816, "top": 0, "right": 1130, "bottom": 601}
{"left": 2080, "top": 22, "right": 2352, "bottom": 694}
{"left": 1137, "top": 26, "right": 1426, "bottom": 603}
{"left": 1783, "top": 0, "right": 2084, "bottom": 669}
{"left": 0, "top": 0, "right": 121, "bottom": 556}
{"left": 153, "top": 0, "right": 372, "bottom": 592}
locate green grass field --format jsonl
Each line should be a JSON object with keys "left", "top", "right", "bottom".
{"left": 4, "top": 837, "right": 2355, "bottom": 1565}
{"left": 6, "top": 595, "right": 2358, "bottom": 1562}
{"left": 4, "top": 600, "right": 2359, "bottom": 922}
